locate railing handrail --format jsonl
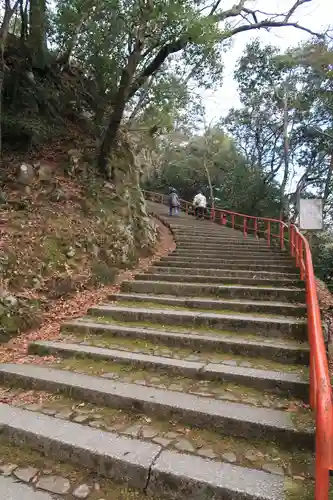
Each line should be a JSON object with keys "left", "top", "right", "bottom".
{"left": 142, "top": 189, "right": 286, "bottom": 224}
{"left": 143, "top": 189, "right": 333, "bottom": 500}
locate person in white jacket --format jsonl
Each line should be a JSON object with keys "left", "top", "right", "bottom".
{"left": 193, "top": 191, "right": 207, "bottom": 219}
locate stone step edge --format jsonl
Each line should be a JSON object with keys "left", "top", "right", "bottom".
{"left": 161, "top": 256, "right": 294, "bottom": 265}
{"left": 149, "top": 266, "right": 299, "bottom": 277}
{"left": 61, "top": 319, "right": 310, "bottom": 365}
{"left": 174, "top": 243, "right": 285, "bottom": 251}
{"left": 138, "top": 273, "right": 303, "bottom": 286}
{"left": 125, "top": 280, "right": 305, "bottom": 294}
{"left": 109, "top": 292, "right": 306, "bottom": 312}
{"left": 170, "top": 249, "right": 290, "bottom": 256}
{"left": 90, "top": 304, "right": 306, "bottom": 328}
{"left": 29, "top": 341, "right": 308, "bottom": 398}
{"left": 0, "top": 404, "right": 284, "bottom": 500}
{"left": 170, "top": 242, "right": 285, "bottom": 248}
{"left": 158, "top": 258, "right": 295, "bottom": 266}
{"left": 0, "top": 364, "right": 313, "bottom": 448}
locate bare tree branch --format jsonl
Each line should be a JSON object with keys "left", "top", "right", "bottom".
{"left": 223, "top": 21, "right": 322, "bottom": 39}
{"left": 283, "top": 0, "right": 312, "bottom": 22}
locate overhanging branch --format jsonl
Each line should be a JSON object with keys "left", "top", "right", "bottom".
{"left": 223, "top": 21, "right": 322, "bottom": 39}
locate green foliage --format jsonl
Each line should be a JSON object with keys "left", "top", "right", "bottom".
{"left": 310, "top": 232, "right": 333, "bottom": 287}
{"left": 146, "top": 124, "right": 280, "bottom": 217}
{"left": 223, "top": 39, "right": 333, "bottom": 220}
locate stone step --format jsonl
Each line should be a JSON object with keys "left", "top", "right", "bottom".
{"left": 174, "top": 238, "right": 272, "bottom": 247}
{"left": 172, "top": 229, "right": 263, "bottom": 238}
{"left": 89, "top": 305, "right": 306, "bottom": 340}
{"left": 109, "top": 292, "right": 306, "bottom": 317}
{"left": 30, "top": 341, "right": 308, "bottom": 399}
{"left": 4, "top": 402, "right": 287, "bottom": 500}
{"left": 158, "top": 256, "right": 296, "bottom": 271}
{"left": 148, "top": 266, "right": 299, "bottom": 280}
{"left": 171, "top": 249, "right": 291, "bottom": 261}
{"left": 138, "top": 272, "right": 303, "bottom": 288}
{"left": 0, "top": 365, "right": 313, "bottom": 448}
{"left": 0, "top": 404, "right": 291, "bottom": 500}
{"left": 122, "top": 280, "right": 306, "bottom": 303}
{"left": 0, "top": 402, "right": 158, "bottom": 491}
{"left": 157, "top": 258, "right": 296, "bottom": 273}
{"left": 175, "top": 234, "right": 266, "bottom": 243}
{"left": 175, "top": 242, "right": 282, "bottom": 252}
{"left": 62, "top": 319, "right": 310, "bottom": 365}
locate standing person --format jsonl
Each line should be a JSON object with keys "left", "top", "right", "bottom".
{"left": 193, "top": 190, "right": 207, "bottom": 220}
{"left": 168, "top": 188, "right": 180, "bottom": 216}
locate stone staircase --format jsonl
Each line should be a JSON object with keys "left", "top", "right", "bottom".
{"left": 0, "top": 202, "right": 314, "bottom": 499}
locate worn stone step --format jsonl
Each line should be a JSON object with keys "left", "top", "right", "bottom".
{"left": 174, "top": 239, "right": 273, "bottom": 248}
{"left": 2, "top": 402, "right": 286, "bottom": 500}
{"left": 62, "top": 319, "right": 309, "bottom": 365}
{"left": 138, "top": 272, "right": 303, "bottom": 288}
{"left": 162, "top": 254, "right": 293, "bottom": 264}
{"left": 0, "top": 405, "right": 291, "bottom": 500}
{"left": 0, "top": 365, "right": 313, "bottom": 448}
{"left": 157, "top": 259, "right": 296, "bottom": 273}
{"left": 0, "top": 401, "right": 158, "bottom": 490}
{"left": 122, "top": 280, "right": 306, "bottom": 303}
{"left": 89, "top": 305, "right": 306, "bottom": 340}
{"left": 175, "top": 242, "right": 282, "bottom": 252}
{"left": 5, "top": 381, "right": 314, "bottom": 482}
{"left": 174, "top": 234, "right": 266, "bottom": 242}
{"left": 173, "top": 230, "right": 264, "bottom": 239}
{"left": 158, "top": 257, "right": 296, "bottom": 272}
{"left": 171, "top": 249, "right": 291, "bottom": 261}
{"left": 109, "top": 292, "right": 306, "bottom": 317}
{"left": 148, "top": 266, "right": 299, "bottom": 280}
{"left": 170, "top": 253, "right": 292, "bottom": 264}
{"left": 30, "top": 341, "right": 308, "bottom": 399}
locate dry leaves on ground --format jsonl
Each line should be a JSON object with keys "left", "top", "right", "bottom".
{"left": 0, "top": 218, "right": 175, "bottom": 366}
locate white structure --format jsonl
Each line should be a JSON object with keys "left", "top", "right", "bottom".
{"left": 299, "top": 198, "right": 323, "bottom": 230}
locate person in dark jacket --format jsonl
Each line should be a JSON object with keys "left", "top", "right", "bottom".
{"left": 168, "top": 188, "right": 180, "bottom": 216}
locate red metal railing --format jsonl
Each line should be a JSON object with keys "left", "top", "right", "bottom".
{"left": 143, "top": 189, "right": 333, "bottom": 500}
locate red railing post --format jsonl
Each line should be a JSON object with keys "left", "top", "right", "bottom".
{"left": 185, "top": 202, "right": 188, "bottom": 215}
{"left": 295, "top": 233, "right": 300, "bottom": 267}
{"left": 211, "top": 208, "right": 215, "bottom": 220}
{"left": 290, "top": 225, "right": 294, "bottom": 256}
{"left": 300, "top": 241, "right": 305, "bottom": 280}
{"left": 231, "top": 214, "right": 235, "bottom": 229}
{"left": 220, "top": 212, "right": 223, "bottom": 225}
{"left": 243, "top": 217, "right": 247, "bottom": 238}
{"left": 315, "top": 450, "right": 329, "bottom": 500}
{"left": 267, "top": 221, "right": 271, "bottom": 247}
{"left": 280, "top": 222, "right": 284, "bottom": 250}
{"left": 310, "top": 357, "right": 316, "bottom": 409}
{"left": 254, "top": 218, "right": 258, "bottom": 239}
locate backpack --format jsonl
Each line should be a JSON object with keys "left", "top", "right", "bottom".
{"left": 171, "top": 192, "right": 179, "bottom": 207}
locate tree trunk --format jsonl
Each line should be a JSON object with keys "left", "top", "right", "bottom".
{"left": 20, "top": 0, "right": 28, "bottom": 40}
{"left": 323, "top": 152, "right": 333, "bottom": 204}
{"left": 29, "top": 0, "right": 47, "bottom": 68}
{"left": 0, "top": 0, "right": 20, "bottom": 166}
{"left": 204, "top": 162, "right": 214, "bottom": 211}
{"left": 57, "top": 12, "right": 88, "bottom": 68}
{"left": 279, "top": 86, "right": 290, "bottom": 218}
{"left": 127, "top": 76, "right": 154, "bottom": 127}
{"left": 97, "top": 50, "right": 140, "bottom": 178}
